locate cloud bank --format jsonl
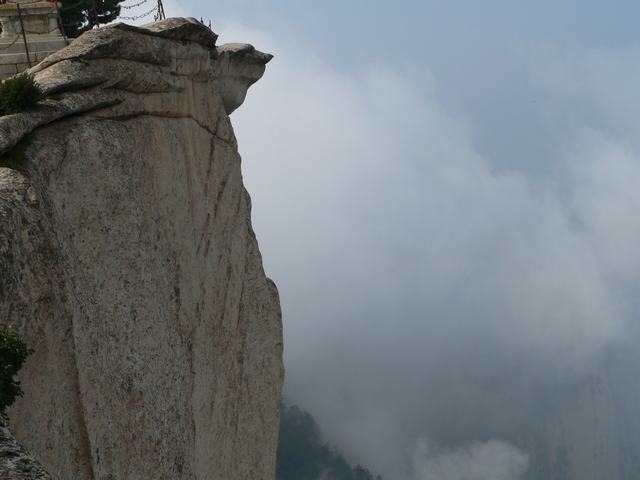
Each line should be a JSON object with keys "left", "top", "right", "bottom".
{"left": 412, "top": 439, "right": 528, "bottom": 480}
{"left": 210, "top": 19, "right": 640, "bottom": 480}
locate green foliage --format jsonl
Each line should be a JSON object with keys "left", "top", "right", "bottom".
{"left": 60, "top": 0, "right": 124, "bottom": 38}
{"left": 0, "top": 330, "right": 33, "bottom": 413}
{"left": 277, "top": 403, "right": 382, "bottom": 480}
{"left": 0, "top": 75, "right": 45, "bottom": 116}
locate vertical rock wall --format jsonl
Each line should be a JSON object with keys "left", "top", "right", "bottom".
{"left": 0, "top": 18, "right": 284, "bottom": 480}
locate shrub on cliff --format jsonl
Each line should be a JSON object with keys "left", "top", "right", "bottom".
{"left": 0, "top": 75, "right": 45, "bottom": 116}
{"left": 0, "top": 330, "right": 33, "bottom": 413}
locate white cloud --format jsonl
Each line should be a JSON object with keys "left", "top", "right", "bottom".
{"left": 212, "top": 19, "right": 640, "bottom": 480}
{"left": 412, "top": 438, "right": 528, "bottom": 480}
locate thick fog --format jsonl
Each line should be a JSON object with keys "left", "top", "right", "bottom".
{"left": 139, "top": 4, "right": 640, "bottom": 478}
{"left": 215, "top": 23, "right": 640, "bottom": 479}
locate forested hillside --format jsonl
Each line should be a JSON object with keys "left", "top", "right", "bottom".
{"left": 277, "top": 404, "right": 382, "bottom": 480}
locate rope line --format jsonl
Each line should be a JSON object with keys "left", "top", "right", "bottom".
{"left": 22, "top": 25, "right": 64, "bottom": 34}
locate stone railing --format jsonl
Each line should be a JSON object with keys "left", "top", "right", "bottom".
{"left": 0, "top": 0, "right": 66, "bottom": 79}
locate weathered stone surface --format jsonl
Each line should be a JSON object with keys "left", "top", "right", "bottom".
{"left": 213, "top": 43, "right": 274, "bottom": 114}
{"left": 0, "top": 416, "right": 51, "bottom": 480}
{"left": 0, "top": 18, "right": 283, "bottom": 480}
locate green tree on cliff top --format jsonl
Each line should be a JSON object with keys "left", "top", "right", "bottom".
{"left": 60, "top": 0, "right": 124, "bottom": 38}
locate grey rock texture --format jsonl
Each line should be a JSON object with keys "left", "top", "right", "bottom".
{"left": 0, "top": 416, "right": 51, "bottom": 480}
{"left": 0, "top": 18, "right": 283, "bottom": 480}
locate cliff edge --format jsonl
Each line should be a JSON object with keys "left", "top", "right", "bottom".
{"left": 0, "top": 18, "right": 284, "bottom": 480}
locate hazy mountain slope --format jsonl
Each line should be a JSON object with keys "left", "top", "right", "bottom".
{"left": 277, "top": 404, "right": 382, "bottom": 480}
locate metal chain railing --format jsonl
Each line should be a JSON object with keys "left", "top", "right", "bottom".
{"left": 0, "top": 0, "right": 169, "bottom": 79}
{"left": 119, "top": 4, "right": 157, "bottom": 21}
{"left": 0, "top": 33, "right": 20, "bottom": 52}
{"left": 22, "top": 25, "right": 66, "bottom": 34}
{"left": 121, "top": 0, "right": 148, "bottom": 10}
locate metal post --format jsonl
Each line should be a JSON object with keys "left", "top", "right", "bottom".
{"left": 54, "top": 1, "right": 69, "bottom": 45}
{"left": 91, "top": 0, "right": 99, "bottom": 28}
{"left": 16, "top": 3, "right": 32, "bottom": 68}
{"left": 157, "top": 0, "right": 165, "bottom": 20}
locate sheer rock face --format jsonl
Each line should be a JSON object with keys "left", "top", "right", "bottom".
{"left": 0, "top": 18, "right": 284, "bottom": 480}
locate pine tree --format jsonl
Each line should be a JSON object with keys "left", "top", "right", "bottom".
{"left": 0, "top": 330, "right": 33, "bottom": 413}
{"left": 60, "top": 0, "right": 124, "bottom": 38}
{"left": 277, "top": 403, "right": 382, "bottom": 480}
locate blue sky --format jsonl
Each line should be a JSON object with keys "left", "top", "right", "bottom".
{"left": 126, "top": 3, "right": 640, "bottom": 479}
{"left": 168, "top": 0, "right": 640, "bottom": 53}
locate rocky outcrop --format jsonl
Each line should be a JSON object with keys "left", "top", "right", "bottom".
{"left": 0, "top": 416, "right": 50, "bottom": 480}
{"left": 0, "top": 18, "right": 283, "bottom": 480}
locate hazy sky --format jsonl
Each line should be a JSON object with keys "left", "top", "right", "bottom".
{"left": 160, "top": 0, "right": 640, "bottom": 174}
{"left": 129, "top": 3, "right": 640, "bottom": 479}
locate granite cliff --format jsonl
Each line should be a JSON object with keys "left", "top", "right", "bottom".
{"left": 0, "top": 18, "right": 284, "bottom": 479}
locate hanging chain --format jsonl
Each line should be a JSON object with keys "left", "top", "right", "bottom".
{"left": 0, "top": 34, "right": 20, "bottom": 52}
{"left": 119, "top": 4, "right": 157, "bottom": 20}
{"left": 121, "top": 0, "right": 149, "bottom": 9}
